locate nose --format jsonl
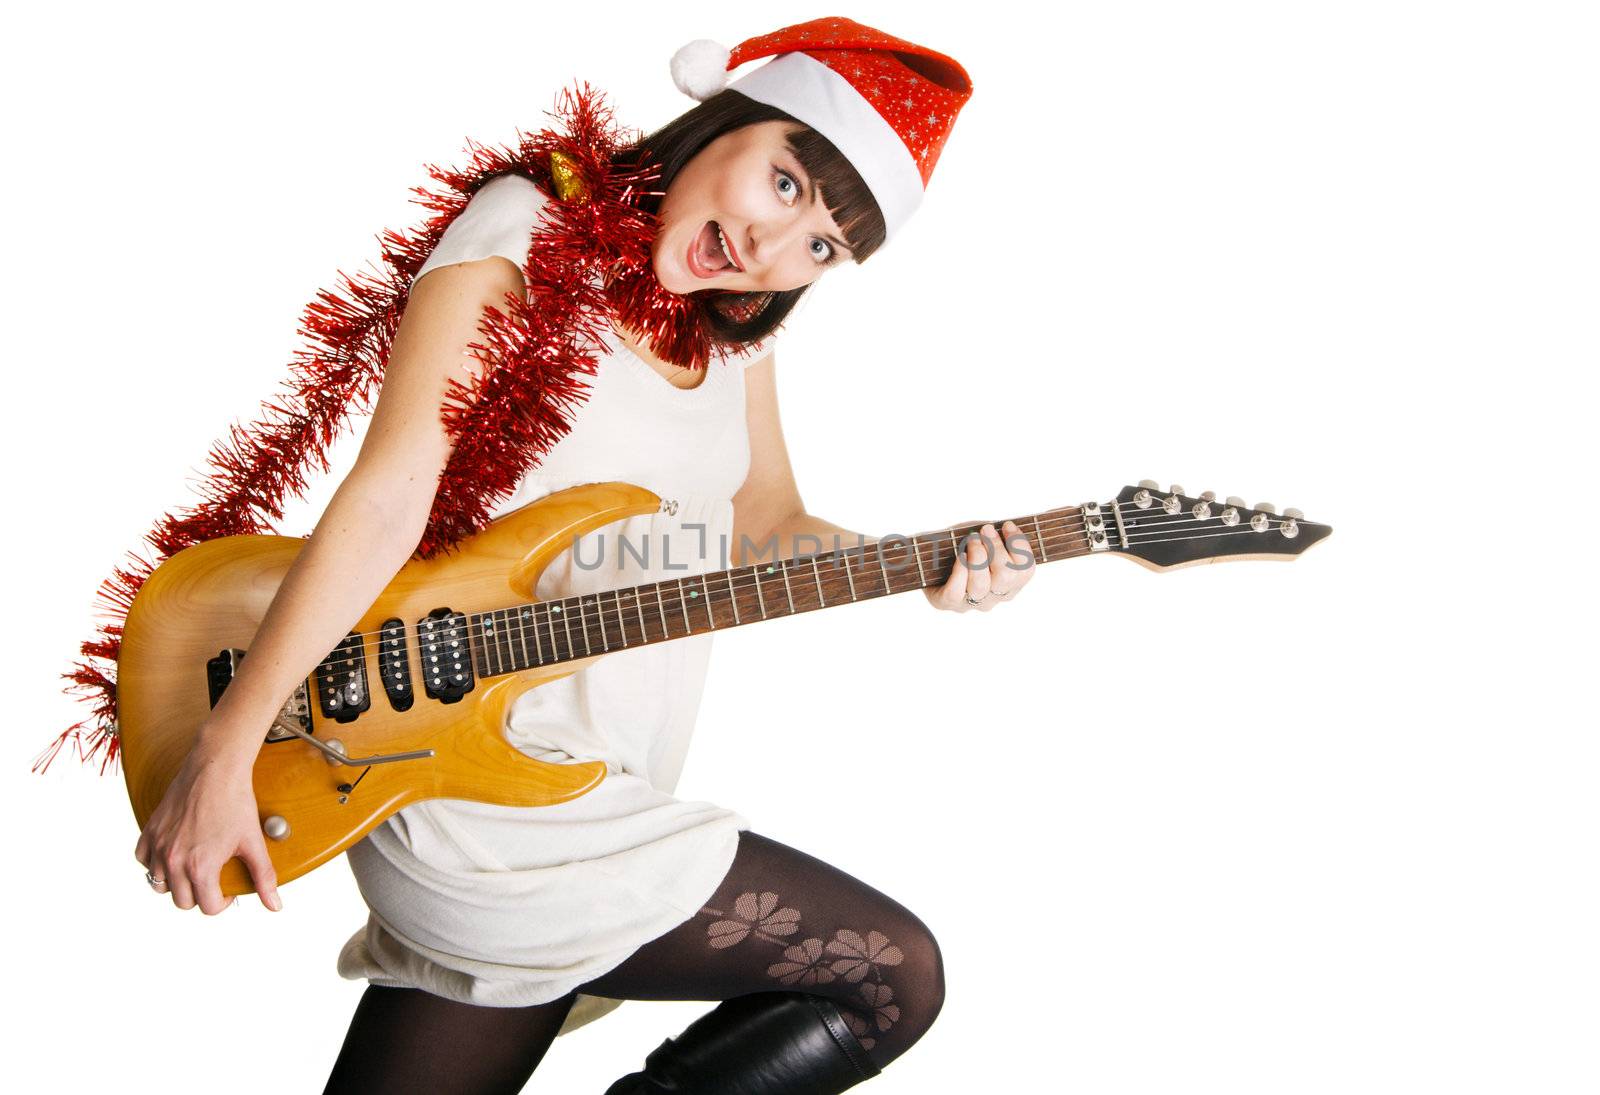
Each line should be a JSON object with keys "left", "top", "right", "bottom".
{"left": 744, "top": 214, "right": 808, "bottom": 271}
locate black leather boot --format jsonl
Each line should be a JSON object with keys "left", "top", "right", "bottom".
{"left": 603, "top": 991, "right": 880, "bottom": 1094}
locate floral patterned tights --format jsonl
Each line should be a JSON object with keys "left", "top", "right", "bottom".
{"left": 323, "top": 831, "right": 946, "bottom": 1093}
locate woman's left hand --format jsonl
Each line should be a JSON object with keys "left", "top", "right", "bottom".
{"left": 925, "top": 520, "right": 1036, "bottom": 612}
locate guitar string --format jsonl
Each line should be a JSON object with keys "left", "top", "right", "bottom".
{"left": 306, "top": 507, "right": 1301, "bottom": 661}
{"left": 326, "top": 516, "right": 1308, "bottom": 689}
{"left": 496, "top": 520, "right": 1303, "bottom": 658}
{"left": 303, "top": 509, "right": 1093, "bottom": 652}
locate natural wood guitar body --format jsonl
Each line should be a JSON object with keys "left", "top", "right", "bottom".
{"left": 116, "top": 483, "right": 664, "bottom": 896}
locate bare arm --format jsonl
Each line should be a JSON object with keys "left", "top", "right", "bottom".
{"left": 135, "top": 253, "right": 528, "bottom": 915}
{"left": 730, "top": 351, "right": 873, "bottom": 566}
{"left": 728, "top": 351, "right": 1035, "bottom": 608}
{"left": 195, "top": 256, "right": 528, "bottom": 769}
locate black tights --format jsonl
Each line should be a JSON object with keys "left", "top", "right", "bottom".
{"left": 323, "top": 830, "right": 945, "bottom": 1093}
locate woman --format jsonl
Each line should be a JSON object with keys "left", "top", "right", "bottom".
{"left": 134, "top": 17, "right": 1034, "bottom": 1092}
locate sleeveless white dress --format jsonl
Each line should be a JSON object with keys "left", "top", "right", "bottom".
{"left": 336, "top": 174, "right": 774, "bottom": 1007}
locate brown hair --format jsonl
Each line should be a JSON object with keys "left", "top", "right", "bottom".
{"left": 612, "top": 89, "right": 888, "bottom": 348}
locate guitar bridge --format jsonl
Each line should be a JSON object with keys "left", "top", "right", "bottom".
{"left": 205, "top": 648, "right": 312, "bottom": 742}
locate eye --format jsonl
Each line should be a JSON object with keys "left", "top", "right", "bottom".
{"left": 775, "top": 167, "right": 839, "bottom": 267}
{"left": 774, "top": 168, "right": 799, "bottom": 203}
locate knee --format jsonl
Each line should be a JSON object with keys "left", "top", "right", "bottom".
{"left": 912, "top": 916, "right": 947, "bottom": 1024}
{"left": 887, "top": 911, "right": 945, "bottom": 1038}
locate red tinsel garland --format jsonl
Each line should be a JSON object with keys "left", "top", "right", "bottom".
{"left": 39, "top": 81, "right": 752, "bottom": 775}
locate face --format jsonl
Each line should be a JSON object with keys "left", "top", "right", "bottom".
{"left": 652, "top": 121, "right": 854, "bottom": 295}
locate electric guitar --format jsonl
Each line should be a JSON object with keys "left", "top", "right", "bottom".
{"left": 118, "top": 480, "right": 1332, "bottom": 896}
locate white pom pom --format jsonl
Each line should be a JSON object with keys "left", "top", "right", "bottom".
{"left": 670, "top": 39, "right": 731, "bottom": 101}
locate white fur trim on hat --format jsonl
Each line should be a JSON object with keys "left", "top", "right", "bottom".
{"left": 670, "top": 39, "right": 732, "bottom": 102}
{"left": 729, "top": 53, "right": 924, "bottom": 241}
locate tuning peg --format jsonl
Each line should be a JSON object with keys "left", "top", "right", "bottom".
{"left": 1199, "top": 490, "right": 1216, "bottom": 502}
{"left": 1225, "top": 496, "right": 1246, "bottom": 508}
{"left": 1168, "top": 484, "right": 1184, "bottom": 496}
{"left": 1255, "top": 502, "right": 1276, "bottom": 514}
{"left": 1138, "top": 479, "right": 1159, "bottom": 490}
{"left": 1284, "top": 507, "right": 1304, "bottom": 520}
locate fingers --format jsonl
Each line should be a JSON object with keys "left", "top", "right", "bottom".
{"left": 993, "top": 520, "right": 1036, "bottom": 595}
{"left": 929, "top": 538, "right": 969, "bottom": 611}
{"left": 166, "top": 856, "right": 198, "bottom": 911}
{"left": 964, "top": 527, "right": 993, "bottom": 608}
{"left": 190, "top": 856, "right": 230, "bottom": 916}
{"left": 926, "top": 522, "right": 1034, "bottom": 613}
{"left": 239, "top": 836, "right": 284, "bottom": 912}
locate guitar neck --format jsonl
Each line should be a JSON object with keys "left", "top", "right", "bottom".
{"left": 468, "top": 506, "right": 1094, "bottom": 678}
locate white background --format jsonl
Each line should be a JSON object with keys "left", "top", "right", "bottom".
{"left": 9, "top": 1, "right": 1596, "bottom": 1091}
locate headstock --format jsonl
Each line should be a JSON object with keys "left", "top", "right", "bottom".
{"left": 1083, "top": 481, "right": 1332, "bottom": 570}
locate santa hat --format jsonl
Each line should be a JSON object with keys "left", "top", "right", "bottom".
{"left": 669, "top": 16, "right": 973, "bottom": 243}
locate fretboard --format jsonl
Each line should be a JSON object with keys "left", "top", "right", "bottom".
{"left": 465, "top": 507, "right": 1093, "bottom": 679}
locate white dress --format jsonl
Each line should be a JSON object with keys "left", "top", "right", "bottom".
{"left": 336, "top": 173, "right": 774, "bottom": 1008}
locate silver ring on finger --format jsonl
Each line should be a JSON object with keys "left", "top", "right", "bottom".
{"left": 146, "top": 869, "right": 168, "bottom": 892}
{"left": 993, "top": 588, "right": 1010, "bottom": 597}
{"left": 964, "top": 594, "right": 986, "bottom": 606}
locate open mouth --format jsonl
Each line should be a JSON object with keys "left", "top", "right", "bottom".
{"left": 688, "top": 220, "right": 742, "bottom": 277}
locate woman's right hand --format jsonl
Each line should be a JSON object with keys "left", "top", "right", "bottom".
{"left": 132, "top": 735, "right": 283, "bottom": 915}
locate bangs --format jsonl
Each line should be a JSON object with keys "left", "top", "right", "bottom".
{"left": 783, "top": 127, "right": 887, "bottom": 265}
{"left": 611, "top": 89, "right": 890, "bottom": 351}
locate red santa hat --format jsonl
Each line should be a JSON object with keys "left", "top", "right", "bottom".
{"left": 669, "top": 16, "right": 973, "bottom": 243}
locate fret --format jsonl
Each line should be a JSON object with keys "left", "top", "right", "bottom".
{"left": 875, "top": 542, "right": 891, "bottom": 596}
{"left": 513, "top": 607, "right": 530, "bottom": 668}
{"left": 677, "top": 579, "right": 692, "bottom": 631}
{"left": 545, "top": 603, "right": 561, "bottom": 663}
{"left": 724, "top": 569, "right": 741, "bottom": 625}
{"left": 577, "top": 598, "right": 592, "bottom": 657}
{"left": 484, "top": 612, "right": 503, "bottom": 676}
{"left": 473, "top": 613, "right": 492, "bottom": 675}
{"left": 633, "top": 587, "right": 650, "bottom": 642}
{"left": 494, "top": 610, "right": 511, "bottom": 673}
{"left": 1031, "top": 514, "right": 1050, "bottom": 562}
{"left": 701, "top": 575, "right": 716, "bottom": 629}
{"left": 811, "top": 555, "right": 827, "bottom": 607}
{"left": 654, "top": 583, "right": 670, "bottom": 638}
{"left": 911, "top": 535, "right": 927, "bottom": 586}
{"left": 843, "top": 549, "right": 858, "bottom": 601}
{"left": 528, "top": 605, "right": 544, "bottom": 666}
{"left": 471, "top": 616, "right": 492, "bottom": 678}
{"left": 501, "top": 609, "right": 517, "bottom": 668}
{"left": 751, "top": 564, "right": 769, "bottom": 618}
{"left": 779, "top": 558, "right": 796, "bottom": 613}
{"left": 612, "top": 590, "right": 632, "bottom": 648}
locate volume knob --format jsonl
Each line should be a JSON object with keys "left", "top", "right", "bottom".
{"left": 262, "top": 815, "right": 290, "bottom": 842}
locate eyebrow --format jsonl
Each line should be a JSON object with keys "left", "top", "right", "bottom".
{"left": 794, "top": 161, "right": 854, "bottom": 257}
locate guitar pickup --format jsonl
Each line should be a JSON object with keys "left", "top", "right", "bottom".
{"left": 419, "top": 607, "right": 475, "bottom": 704}
{"left": 376, "top": 617, "right": 415, "bottom": 712}
{"left": 314, "top": 632, "right": 372, "bottom": 724}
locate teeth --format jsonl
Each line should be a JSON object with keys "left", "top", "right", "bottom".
{"left": 714, "top": 223, "right": 737, "bottom": 270}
